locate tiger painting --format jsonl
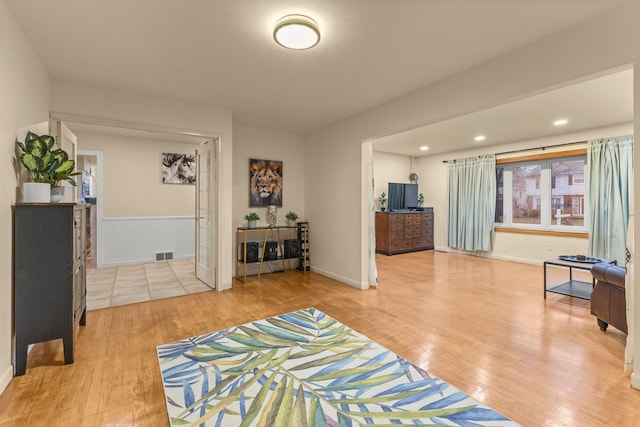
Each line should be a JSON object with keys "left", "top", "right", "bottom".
{"left": 249, "top": 159, "right": 283, "bottom": 207}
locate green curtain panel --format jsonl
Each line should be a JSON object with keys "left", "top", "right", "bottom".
{"left": 587, "top": 136, "right": 633, "bottom": 265}
{"left": 448, "top": 154, "right": 496, "bottom": 251}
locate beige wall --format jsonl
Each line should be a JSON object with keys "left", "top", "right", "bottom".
{"left": 307, "top": 132, "right": 364, "bottom": 286}
{"left": 372, "top": 152, "right": 412, "bottom": 206}
{"left": 232, "top": 125, "right": 305, "bottom": 275}
{"left": 233, "top": 124, "right": 305, "bottom": 228}
{"left": 77, "top": 131, "right": 198, "bottom": 217}
{"left": 0, "top": 0, "right": 52, "bottom": 391}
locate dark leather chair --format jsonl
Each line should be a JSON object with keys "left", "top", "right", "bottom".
{"left": 590, "top": 263, "right": 627, "bottom": 334}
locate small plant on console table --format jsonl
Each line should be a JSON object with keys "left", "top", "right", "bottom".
{"left": 285, "top": 211, "right": 299, "bottom": 226}
{"left": 244, "top": 212, "right": 260, "bottom": 228}
{"left": 378, "top": 192, "right": 387, "bottom": 212}
{"left": 418, "top": 192, "right": 424, "bottom": 207}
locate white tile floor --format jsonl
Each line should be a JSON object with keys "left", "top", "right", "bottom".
{"left": 86, "top": 258, "right": 212, "bottom": 310}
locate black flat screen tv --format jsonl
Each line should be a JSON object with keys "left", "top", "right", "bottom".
{"left": 387, "top": 183, "right": 418, "bottom": 211}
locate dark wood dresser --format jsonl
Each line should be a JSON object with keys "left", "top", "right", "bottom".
{"left": 375, "top": 209, "right": 434, "bottom": 255}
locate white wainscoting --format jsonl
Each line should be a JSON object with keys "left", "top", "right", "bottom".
{"left": 101, "top": 216, "right": 195, "bottom": 266}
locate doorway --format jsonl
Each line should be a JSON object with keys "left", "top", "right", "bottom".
{"left": 59, "top": 119, "right": 222, "bottom": 307}
{"left": 77, "top": 150, "right": 101, "bottom": 268}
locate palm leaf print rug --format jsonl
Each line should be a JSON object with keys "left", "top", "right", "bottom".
{"left": 157, "top": 307, "right": 520, "bottom": 426}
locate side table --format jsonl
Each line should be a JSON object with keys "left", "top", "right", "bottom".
{"left": 543, "top": 257, "right": 616, "bottom": 300}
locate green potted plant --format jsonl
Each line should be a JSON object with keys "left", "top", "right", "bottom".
{"left": 409, "top": 172, "right": 419, "bottom": 184}
{"left": 16, "top": 131, "right": 78, "bottom": 203}
{"left": 378, "top": 192, "right": 387, "bottom": 212}
{"left": 418, "top": 192, "right": 424, "bottom": 207}
{"left": 244, "top": 212, "right": 260, "bottom": 228}
{"left": 49, "top": 148, "right": 81, "bottom": 202}
{"left": 285, "top": 211, "right": 299, "bottom": 226}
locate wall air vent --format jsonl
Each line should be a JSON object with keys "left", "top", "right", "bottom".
{"left": 156, "top": 251, "right": 174, "bottom": 262}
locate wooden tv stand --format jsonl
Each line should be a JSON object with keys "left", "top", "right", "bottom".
{"left": 375, "top": 209, "right": 434, "bottom": 255}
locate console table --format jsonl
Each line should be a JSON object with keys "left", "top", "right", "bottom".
{"left": 235, "top": 224, "right": 309, "bottom": 283}
{"left": 543, "top": 257, "right": 616, "bottom": 300}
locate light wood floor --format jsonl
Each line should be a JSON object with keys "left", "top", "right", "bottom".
{"left": 1, "top": 251, "right": 639, "bottom": 426}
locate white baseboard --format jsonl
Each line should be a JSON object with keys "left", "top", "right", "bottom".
{"left": 0, "top": 364, "right": 13, "bottom": 395}
{"left": 631, "top": 373, "right": 640, "bottom": 390}
{"left": 99, "top": 253, "right": 195, "bottom": 267}
{"left": 434, "top": 245, "right": 544, "bottom": 266}
{"left": 311, "top": 266, "right": 367, "bottom": 289}
{"left": 489, "top": 254, "right": 543, "bottom": 266}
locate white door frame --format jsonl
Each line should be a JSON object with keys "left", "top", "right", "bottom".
{"left": 77, "top": 149, "right": 104, "bottom": 267}
{"left": 50, "top": 120, "right": 79, "bottom": 203}
{"left": 195, "top": 140, "right": 217, "bottom": 289}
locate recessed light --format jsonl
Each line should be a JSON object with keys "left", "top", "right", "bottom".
{"left": 553, "top": 119, "right": 568, "bottom": 126}
{"left": 474, "top": 135, "right": 486, "bottom": 142}
{"left": 420, "top": 146, "right": 429, "bottom": 151}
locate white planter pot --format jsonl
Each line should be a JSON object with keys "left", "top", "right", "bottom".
{"left": 50, "top": 186, "right": 65, "bottom": 203}
{"left": 248, "top": 220, "right": 256, "bottom": 229}
{"left": 22, "top": 182, "right": 51, "bottom": 203}
{"left": 287, "top": 219, "right": 297, "bottom": 227}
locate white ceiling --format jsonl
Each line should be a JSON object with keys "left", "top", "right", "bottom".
{"left": 6, "top": 0, "right": 633, "bottom": 150}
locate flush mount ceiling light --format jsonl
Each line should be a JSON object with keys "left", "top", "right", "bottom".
{"left": 474, "top": 135, "right": 486, "bottom": 142}
{"left": 553, "top": 119, "right": 568, "bottom": 126}
{"left": 273, "top": 14, "right": 320, "bottom": 50}
{"left": 420, "top": 146, "right": 429, "bottom": 151}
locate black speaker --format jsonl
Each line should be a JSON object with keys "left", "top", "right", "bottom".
{"left": 240, "top": 242, "right": 259, "bottom": 262}
{"left": 264, "top": 241, "right": 278, "bottom": 260}
{"left": 284, "top": 239, "right": 301, "bottom": 258}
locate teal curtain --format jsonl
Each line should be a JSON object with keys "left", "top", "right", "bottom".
{"left": 448, "top": 154, "right": 496, "bottom": 251}
{"left": 588, "top": 136, "right": 633, "bottom": 264}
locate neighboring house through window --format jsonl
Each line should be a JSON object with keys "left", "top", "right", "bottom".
{"left": 495, "top": 154, "right": 586, "bottom": 231}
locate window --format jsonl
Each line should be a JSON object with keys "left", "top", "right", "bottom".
{"left": 551, "top": 160, "right": 585, "bottom": 227}
{"left": 495, "top": 167, "right": 504, "bottom": 223}
{"left": 495, "top": 155, "right": 586, "bottom": 231}
{"left": 512, "top": 165, "right": 541, "bottom": 225}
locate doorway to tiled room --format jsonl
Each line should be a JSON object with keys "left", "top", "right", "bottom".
{"left": 71, "top": 123, "right": 217, "bottom": 310}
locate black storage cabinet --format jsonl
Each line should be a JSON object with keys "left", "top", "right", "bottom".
{"left": 13, "top": 203, "right": 87, "bottom": 376}
{"left": 297, "top": 222, "right": 310, "bottom": 272}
